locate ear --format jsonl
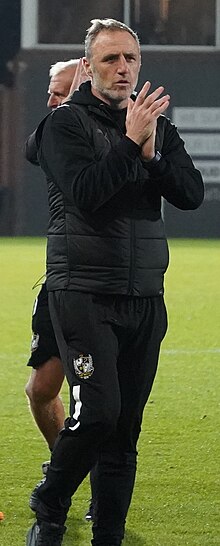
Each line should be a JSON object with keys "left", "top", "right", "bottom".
{"left": 83, "top": 57, "right": 93, "bottom": 78}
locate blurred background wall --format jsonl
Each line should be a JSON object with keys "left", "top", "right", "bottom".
{"left": 0, "top": 0, "right": 219, "bottom": 237}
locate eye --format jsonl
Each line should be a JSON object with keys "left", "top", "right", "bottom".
{"left": 105, "top": 57, "right": 117, "bottom": 63}
{"left": 125, "top": 55, "right": 136, "bottom": 63}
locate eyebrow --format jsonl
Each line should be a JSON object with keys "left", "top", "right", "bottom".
{"left": 47, "top": 91, "right": 65, "bottom": 97}
{"left": 102, "top": 52, "right": 137, "bottom": 61}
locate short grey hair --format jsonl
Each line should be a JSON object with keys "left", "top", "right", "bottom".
{"left": 85, "top": 18, "right": 140, "bottom": 59}
{"left": 49, "top": 59, "right": 80, "bottom": 77}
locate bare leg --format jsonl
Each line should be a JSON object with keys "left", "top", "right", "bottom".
{"left": 25, "top": 357, "right": 65, "bottom": 450}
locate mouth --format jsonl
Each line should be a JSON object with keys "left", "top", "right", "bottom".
{"left": 115, "top": 80, "right": 130, "bottom": 87}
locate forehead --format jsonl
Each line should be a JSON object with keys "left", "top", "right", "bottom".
{"left": 91, "top": 29, "right": 140, "bottom": 57}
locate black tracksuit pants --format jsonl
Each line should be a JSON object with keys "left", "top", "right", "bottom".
{"left": 36, "top": 291, "right": 167, "bottom": 545}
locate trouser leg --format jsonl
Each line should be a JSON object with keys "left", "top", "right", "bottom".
{"left": 92, "top": 450, "right": 136, "bottom": 546}
{"left": 92, "top": 296, "right": 167, "bottom": 545}
{"left": 36, "top": 291, "right": 121, "bottom": 526}
{"left": 36, "top": 423, "right": 102, "bottom": 525}
{"left": 89, "top": 462, "right": 99, "bottom": 512}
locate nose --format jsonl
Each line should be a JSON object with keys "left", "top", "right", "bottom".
{"left": 47, "top": 94, "right": 60, "bottom": 109}
{"left": 117, "top": 55, "right": 129, "bottom": 73}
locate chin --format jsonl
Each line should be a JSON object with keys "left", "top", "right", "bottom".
{"left": 110, "top": 90, "right": 130, "bottom": 102}
{"left": 100, "top": 88, "right": 129, "bottom": 106}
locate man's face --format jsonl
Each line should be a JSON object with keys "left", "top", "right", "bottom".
{"left": 47, "top": 69, "right": 75, "bottom": 109}
{"left": 84, "top": 30, "right": 141, "bottom": 109}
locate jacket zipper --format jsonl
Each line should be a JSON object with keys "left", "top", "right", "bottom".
{"left": 128, "top": 217, "right": 135, "bottom": 295}
{"left": 90, "top": 103, "right": 137, "bottom": 295}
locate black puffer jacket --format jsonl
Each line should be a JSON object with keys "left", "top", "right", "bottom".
{"left": 37, "top": 81, "right": 204, "bottom": 297}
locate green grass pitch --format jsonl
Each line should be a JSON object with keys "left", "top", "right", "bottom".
{"left": 0, "top": 237, "right": 219, "bottom": 545}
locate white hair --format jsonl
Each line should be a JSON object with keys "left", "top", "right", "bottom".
{"left": 49, "top": 59, "right": 80, "bottom": 77}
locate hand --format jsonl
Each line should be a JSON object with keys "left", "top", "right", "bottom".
{"left": 66, "top": 58, "right": 89, "bottom": 100}
{"left": 126, "top": 81, "right": 170, "bottom": 146}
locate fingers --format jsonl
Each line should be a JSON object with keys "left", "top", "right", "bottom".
{"left": 127, "top": 97, "right": 135, "bottom": 113}
{"left": 126, "top": 82, "right": 170, "bottom": 146}
{"left": 135, "top": 81, "right": 151, "bottom": 104}
{"left": 69, "top": 58, "right": 88, "bottom": 95}
{"left": 150, "top": 94, "right": 170, "bottom": 115}
{"left": 136, "top": 82, "right": 170, "bottom": 112}
{"left": 144, "top": 85, "right": 165, "bottom": 106}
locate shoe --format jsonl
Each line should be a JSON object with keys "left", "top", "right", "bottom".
{"left": 85, "top": 498, "right": 94, "bottom": 522}
{"left": 29, "top": 461, "right": 50, "bottom": 512}
{"left": 26, "top": 520, "right": 66, "bottom": 546}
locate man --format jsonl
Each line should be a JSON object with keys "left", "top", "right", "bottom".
{"left": 25, "top": 58, "right": 94, "bottom": 518}
{"left": 26, "top": 18, "right": 204, "bottom": 546}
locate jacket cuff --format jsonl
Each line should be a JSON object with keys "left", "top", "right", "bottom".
{"left": 143, "top": 155, "right": 168, "bottom": 176}
{"left": 117, "top": 136, "right": 141, "bottom": 159}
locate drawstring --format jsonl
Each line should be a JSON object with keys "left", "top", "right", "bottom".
{"left": 32, "top": 273, "right": 46, "bottom": 290}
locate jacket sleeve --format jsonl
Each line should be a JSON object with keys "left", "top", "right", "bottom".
{"left": 25, "top": 130, "right": 39, "bottom": 166}
{"left": 39, "top": 105, "right": 141, "bottom": 212}
{"left": 143, "top": 117, "right": 204, "bottom": 210}
{"left": 25, "top": 114, "right": 51, "bottom": 167}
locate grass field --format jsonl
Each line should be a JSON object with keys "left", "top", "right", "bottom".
{"left": 0, "top": 237, "right": 219, "bottom": 545}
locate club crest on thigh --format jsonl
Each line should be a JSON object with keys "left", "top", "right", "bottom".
{"left": 73, "top": 353, "right": 94, "bottom": 379}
